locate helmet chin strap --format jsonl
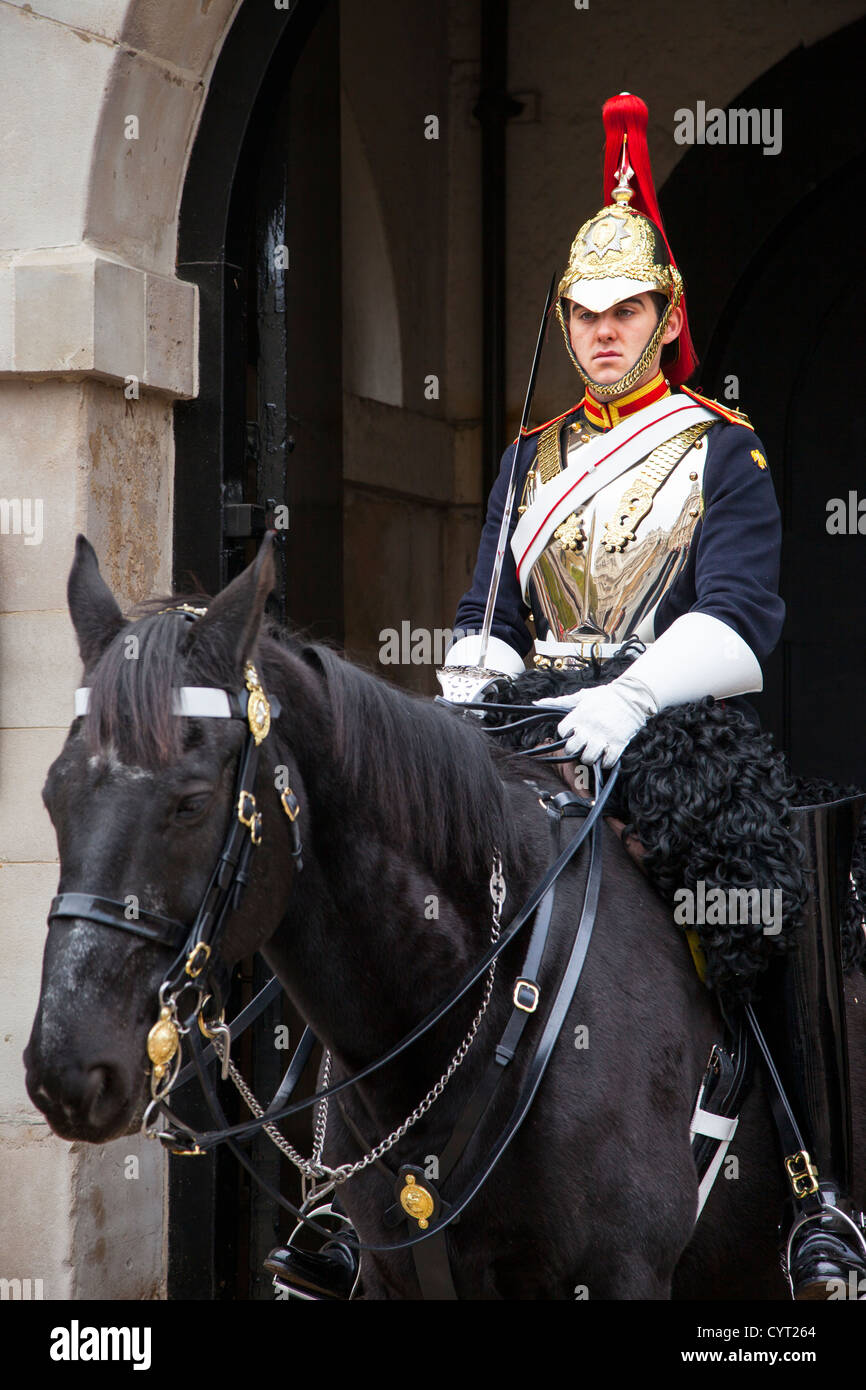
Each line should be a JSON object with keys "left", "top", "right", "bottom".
{"left": 567, "top": 297, "right": 674, "bottom": 401}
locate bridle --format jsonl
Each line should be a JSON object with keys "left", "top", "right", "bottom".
{"left": 47, "top": 610, "right": 303, "bottom": 1122}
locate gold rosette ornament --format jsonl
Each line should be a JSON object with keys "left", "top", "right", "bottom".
{"left": 147, "top": 1005, "right": 180, "bottom": 1090}
{"left": 244, "top": 662, "right": 271, "bottom": 745}
{"left": 396, "top": 1166, "right": 441, "bottom": 1231}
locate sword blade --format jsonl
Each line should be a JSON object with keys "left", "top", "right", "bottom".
{"left": 477, "top": 272, "right": 557, "bottom": 669}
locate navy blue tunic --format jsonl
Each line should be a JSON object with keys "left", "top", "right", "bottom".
{"left": 454, "top": 399, "right": 785, "bottom": 663}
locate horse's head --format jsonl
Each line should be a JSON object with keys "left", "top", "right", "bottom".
{"left": 24, "top": 535, "right": 299, "bottom": 1142}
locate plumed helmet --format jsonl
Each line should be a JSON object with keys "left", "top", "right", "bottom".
{"left": 557, "top": 94, "right": 698, "bottom": 395}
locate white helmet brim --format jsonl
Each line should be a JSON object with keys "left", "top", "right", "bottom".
{"left": 561, "top": 277, "right": 661, "bottom": 314}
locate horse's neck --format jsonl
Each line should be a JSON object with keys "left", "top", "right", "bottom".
{"left": 270, "top": 826, "right": 496, "bottom": 1071}
{"left": 269, "top": 649, "right": 523, "bottom": 1097}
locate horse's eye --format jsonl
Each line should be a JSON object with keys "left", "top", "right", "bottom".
{"left": 176, "top": 792, "right": 211, "bottom": 819}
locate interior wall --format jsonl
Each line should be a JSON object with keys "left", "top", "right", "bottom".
{"left": 338, "top": 0, "right": 864, "bottom": 697}
{"left": 505, "top": 0, "right": 865, "bottom": 429}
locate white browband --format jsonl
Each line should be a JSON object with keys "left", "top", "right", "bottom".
{"left": 74, "top": 687, "right": 237, "bottom": 719}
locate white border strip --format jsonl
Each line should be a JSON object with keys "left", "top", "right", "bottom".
{"left": 74, "top": 687, "right": 237, "bottom": 719}
{"left": 690, "top": 1101, "right": 739, "bottom": 1221}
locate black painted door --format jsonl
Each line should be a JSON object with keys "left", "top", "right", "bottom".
{"left": 228, "top": 0, "right": 343, "bottom": 1300}
{"left": 171, "top": 0, "right": 341, "bottom": 1300}
{"left": 242, "top": 1, "right": 344, "bottom": 641}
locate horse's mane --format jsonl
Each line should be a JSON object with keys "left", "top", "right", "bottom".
{"left": 288, "top": 639, "right": 521, "bottom": 883}
{"left": 83, "top": 597, "right": 214, "bottom": 768}
{"left": 81, "top": 598, "right": 520, "bottom": 886}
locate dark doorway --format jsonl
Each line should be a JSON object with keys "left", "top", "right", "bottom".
{"left": 661, "top": 17, "right": 866, "bottom": 787}
{"left": 702, "top": 171, "right": 866, "bottom": 786}
{"left": 171, "top": 0, "right": 341, "bottom": 1299}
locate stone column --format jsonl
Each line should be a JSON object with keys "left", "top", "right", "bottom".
{"left": 0, "top": 0, "right": 237, "bottom": 1301}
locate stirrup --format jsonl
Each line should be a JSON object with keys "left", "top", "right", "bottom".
{"left": 265, "top": 1203, "right": 360, "bottom": 1301}
{"left": 786, "top": 1193, "right": 866, "bottom": 1301}
{"left": 753, "top": 796, "right": 866, "bottom": 1300}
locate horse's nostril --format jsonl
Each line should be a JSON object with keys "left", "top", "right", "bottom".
{"left": 29, "top": 1060, "right": 122, "bottom": 1130}
{"left": 82, "top": 1065, "right": 115, "bottom": 1124}
{"left": 84, "top": 1064, "right": 106, "bottom": 1100}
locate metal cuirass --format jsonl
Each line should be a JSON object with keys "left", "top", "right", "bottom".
{"left": 522, "top": 419, "right": 714, "bottom": 648}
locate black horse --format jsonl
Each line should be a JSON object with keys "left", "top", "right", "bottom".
{"left": 24, "top": 536, "right": 866, "bottom": 1299}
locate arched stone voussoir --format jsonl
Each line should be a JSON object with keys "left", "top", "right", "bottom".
{"left": 1, "top": 0, "right": 246, "bottom": 396}
{"left": 84, "top": 0, "right": 245, "bottom": 276}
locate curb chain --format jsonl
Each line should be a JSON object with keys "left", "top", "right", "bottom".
{"left": 219, "top": 851, "right": 506, "bottom": 1186}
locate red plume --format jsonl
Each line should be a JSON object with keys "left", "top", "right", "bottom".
{"left": 600, "top": 94, "right": 697, "bottom": 385}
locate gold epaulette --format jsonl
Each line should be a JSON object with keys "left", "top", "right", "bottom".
{"left": 680, "top": 386, "right": 754, "bottom": 431}
{"left": 517, "top": 400, "right": 585, "bottom": 441}
{"left": 535, "top": 418, "right": 565, "bottom": 484}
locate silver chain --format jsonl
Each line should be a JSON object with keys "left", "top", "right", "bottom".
{"left": 217, "top": 851, "right": 506, "bottom": 1186}
{"left": 212, "top": 1041, "right": 322, "bottom": 1173}
{"left": 312, "top": 1049, "right": 332, "bottom": 1166}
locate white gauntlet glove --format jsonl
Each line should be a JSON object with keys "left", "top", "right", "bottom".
{"left": 539, "top": 674, "right": 658, "bottom": 767}
{"left": 535, "top": 613, "right": 763, "bottom": 767}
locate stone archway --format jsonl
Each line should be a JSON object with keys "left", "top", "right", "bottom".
{"left": 0, "top": 0, "right": 251, "bottom": 1300}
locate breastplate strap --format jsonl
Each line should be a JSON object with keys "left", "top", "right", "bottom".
{"left": 525, "top": 421, "right": 715, "bottom": 647}
{"left": 601, "top": 422, "right": 713, "bottom": 551}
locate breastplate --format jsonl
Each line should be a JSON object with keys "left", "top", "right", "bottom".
{"left": 522, "top": 420, "right": 713, "bottom": 644}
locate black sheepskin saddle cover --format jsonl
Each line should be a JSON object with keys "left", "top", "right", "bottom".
{"left": 482, "top": 641, "right": 866, "bottom": 1002}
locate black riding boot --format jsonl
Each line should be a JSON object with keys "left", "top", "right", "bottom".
{"left": 264, "top": 1237, "right": 359, "bottom": 1301}
{"left": 757, "top": 794, "right": 866, "bottom": 1300}
{"left": 265, "top": 1197, "right": 360, "bottom": 1300}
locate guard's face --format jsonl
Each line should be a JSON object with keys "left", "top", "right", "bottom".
{"left": 567, "top": 292, "right": 661, "bottom": 388}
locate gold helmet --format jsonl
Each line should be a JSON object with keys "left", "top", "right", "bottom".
{"left": 557, "top": 94, "right": 697, "bottom": 399}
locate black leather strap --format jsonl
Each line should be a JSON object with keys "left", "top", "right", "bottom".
{"left": 160, "top": 731, "right": 263, "bottom": 1002}
{"left": 358, "top": 772, "right": 611, "bottom": 1257}
{"left": 163, "top": 768, "right": 615, "bottom": 1263}
{"left": 412, "top": 1233, "right": 459, "bottom": 1300}
{"left": 435, "top": 805, "right": 569, "bottom": 1185}
{"left": 744, "top": 1003, "right": 825, "bottom": 1217}
{"left": 690, "top": 1016, "right": 754, "bottom": 1182}
{"left": 263, "top": 1027, "right": 317, "bottom": 1117}
{"left": 367, "top": 787, "right": 608, "bottom": 1255}
{"left": 48, "top": 893, "right": 187, "bottom": 950}
{"left": 185, "top": 766, "right": 620, "bottom": 1148}
{"left": 174, "top": 973, "right": 285, "bottom": 1089}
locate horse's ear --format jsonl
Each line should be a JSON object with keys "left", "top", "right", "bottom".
{"left": 186, "top": 533, "right": 277, "bottom": 671}
{"left": 67, "top": 535, "right": 127, "bottom": 671}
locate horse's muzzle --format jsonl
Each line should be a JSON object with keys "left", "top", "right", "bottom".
{"left": 23, "top": 1036, "right": 141, "bottom": 1143}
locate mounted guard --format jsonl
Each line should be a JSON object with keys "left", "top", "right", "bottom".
{"left": 436, "top": 92, "right": 866, "bottom": 1300}
{"left": 443, "top": 91, "right": 777, "bottom": 730}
